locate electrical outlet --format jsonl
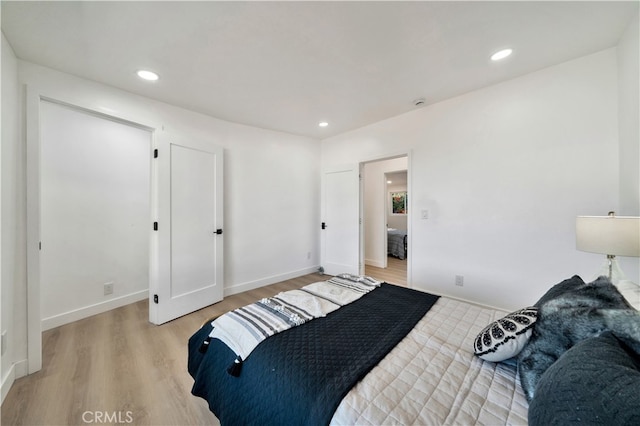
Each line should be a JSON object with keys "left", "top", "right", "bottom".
{"left": 104, "top": 282, "right": 114, "bottom": 295}
{"left": 455, "top": 275, "right": 464, "bottom": 287}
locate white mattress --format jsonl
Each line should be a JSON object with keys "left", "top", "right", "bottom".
{"left": 331, "top": 297, "right": 529, "bottom": 425}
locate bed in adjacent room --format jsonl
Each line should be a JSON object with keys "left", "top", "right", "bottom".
{"left": 387, "top": 228, "right": 407, "bottom": 259}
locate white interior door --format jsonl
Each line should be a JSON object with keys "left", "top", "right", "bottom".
{"left": 150, "top": 132, "right": 224, "bottom": 324}
{"left": 321, "top": 164, "right": 360, "bottom": 276}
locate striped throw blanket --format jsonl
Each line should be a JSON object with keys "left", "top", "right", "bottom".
{"left": 208, "top": 274, "right": 380, "bottom": 375}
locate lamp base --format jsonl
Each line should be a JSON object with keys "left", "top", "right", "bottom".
{"left": 590, "top": 256, "right": 628, "bottom": 284}
{"left": 588, "top": 257, "right": 640, "bottom": 309}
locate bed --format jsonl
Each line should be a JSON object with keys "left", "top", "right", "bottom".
{"left": 387, "top": 228, "right": 407, "bottom": 259}
{"left": 187, "top": 276, "right": 529, "bottom": 425}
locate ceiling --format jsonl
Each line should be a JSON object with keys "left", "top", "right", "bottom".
{"left": 2, "top": 1, "right": 637, "bottom": 139}
{"left": 386, "top": 171, "right": 408, "bottom": 187}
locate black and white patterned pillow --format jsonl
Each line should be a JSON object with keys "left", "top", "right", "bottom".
{"left": 474, "top": 307, "right": 538, "bottom": 362}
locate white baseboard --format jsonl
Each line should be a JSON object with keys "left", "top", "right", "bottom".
{"left": 365, "top": 258, "right": 385, "bottom": 268}
{"left": 14, "top": 358, "right": 28, "bottom": 378}
{"left": 1, "top": 358, "right": 39, "bottom": 403}
{"left": 224, "top": 266, "right": 320, "bottom": 297}
{"left": 41, "top": 290, "right": 148, "bottom": 331}
{"left": 41, "top": 267, "right": 321, "bottom": 330}
{"left": 1, "top": 361, "right": 16, "bottom": 404}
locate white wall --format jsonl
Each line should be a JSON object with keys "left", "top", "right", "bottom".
{"left": 323, "top": 49, "right": 621, "bottom": 311}
{"left": 617, "top": 13, "right": 640, "bottom": 284}
{"left": 363, "top": 157, "right": 407, "bottom": 267}
{"left": 39, "top": 101, "right": 151, "bottom": 328}
{"left": 223, "top": 125, "right": 321, "bottom": 289}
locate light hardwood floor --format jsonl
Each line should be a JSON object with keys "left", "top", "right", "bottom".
{"left": 365, "top": 256, "right": 407, "bottom": 286}
{"left": 1, "top": 267, "right": 406, "bottom": 426}
{"left": 1, "top": 273, "right": 326, "bottom": 426}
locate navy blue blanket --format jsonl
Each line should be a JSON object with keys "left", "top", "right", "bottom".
{"left": 188, "top": 283, "right": 439, "bottom": 426}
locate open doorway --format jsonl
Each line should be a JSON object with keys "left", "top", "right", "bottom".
{"left": 39, "top": 100, "right": 152, "bottom": 330}
{"left": 25, "top": 97, "right": 154, "bottom": 373}
{"left": 362, "top": 157, "right": 408, "bottom": 286}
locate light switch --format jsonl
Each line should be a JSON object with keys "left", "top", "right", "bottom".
{"left": 421, "top": 209, "right": 429, "bottom": 219}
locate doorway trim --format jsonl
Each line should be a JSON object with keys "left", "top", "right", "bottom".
{"left": 25, "top": 85, "right": 159, "bottom": 374}
{"left": 359, "top": 151, "right": 412, "bottom": 287}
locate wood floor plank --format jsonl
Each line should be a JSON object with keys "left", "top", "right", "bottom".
{"left": 365, "top": 256, "right": 407, "bottom": 286}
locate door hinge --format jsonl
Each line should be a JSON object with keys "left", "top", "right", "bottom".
{"left": 215, "top": 229, "right": 223, "bottom": 235}
{"left": 39, "top": 241, "right": 42, "bottom": 250}
{"left": 153, "top": 294, "right": 159, "bottom": 304}
{"left": 321, "top": 222, "right": 327, "bottom": 230}
{"left": 153, "top": 222, "right": 158, "bottom": 231}
{"left": 153, "top": 149, "right": 158, "bottom": 158}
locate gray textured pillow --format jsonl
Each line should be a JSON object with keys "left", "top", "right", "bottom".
{"left": 529, "top": 331, "right": 640, "bottom": 426}
{"left": 473, "top": 307, "right": 538, "bottom": 362}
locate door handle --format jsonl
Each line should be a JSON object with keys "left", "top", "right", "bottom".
{"left": 214, "top": 229, "right": 223, "bottom": 235}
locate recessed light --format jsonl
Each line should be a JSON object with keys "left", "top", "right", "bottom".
{"left": 491, "top": 49, "right": 513, "bottom": 61}
{"left": 137, "top": 70, "right": 159, "bottom": 81}
{"left": 318, "top": 121, "right": 329, "bottom": 127}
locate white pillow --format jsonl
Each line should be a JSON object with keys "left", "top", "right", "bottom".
{"left": 473, "top": 307, "right": 538, "bottom": 362}
{"left": 617, "top": 280, "right": 640, "bottom": 310}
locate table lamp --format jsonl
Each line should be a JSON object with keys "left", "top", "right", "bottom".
{"left": 576, "top": 211, "right": 640, "bottom": 283}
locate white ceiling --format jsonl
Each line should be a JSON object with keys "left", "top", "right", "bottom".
{"left": 386, "top": 171, "right": 408, "bottom": 187}
{"left": 2, "top": 1, "right": 637, "bottom": 139}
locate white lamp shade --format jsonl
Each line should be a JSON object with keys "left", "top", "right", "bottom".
{"left": 576, "top": 216, "right": 640, "bottom": 257}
